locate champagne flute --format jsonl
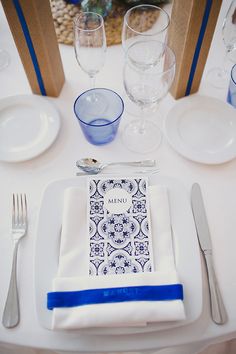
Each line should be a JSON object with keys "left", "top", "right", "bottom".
{"left": 122, "top": 40, "right": 175, "bottom": 153}
{"left": 74, "top": 12, "right": 107, "bottom": 89}
{"left": 207, "top": 0, "right": 236, "bottom": 88}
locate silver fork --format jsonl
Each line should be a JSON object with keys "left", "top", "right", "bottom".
{"left": 2, "top": 194, "right": 28, "bottom": 328}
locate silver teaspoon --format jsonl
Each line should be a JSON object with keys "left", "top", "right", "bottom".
{"left": 76, "top": 158, "right": 156, "bottom": 174}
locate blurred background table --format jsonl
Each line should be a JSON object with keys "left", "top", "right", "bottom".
{"left": 0, "top": 0, "right": 236, "bottom": 353}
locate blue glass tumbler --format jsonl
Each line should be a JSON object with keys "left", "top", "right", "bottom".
{"left": 74, "top": 88, "right": 124, "bottom": 145}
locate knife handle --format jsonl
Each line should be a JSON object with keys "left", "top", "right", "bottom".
{"left": 204, "top": 250, "right": 227, "bottom": 325}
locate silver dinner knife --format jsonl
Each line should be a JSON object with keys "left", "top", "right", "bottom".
{"left": 191, "top": 183, "right": 227, "bottom": 325}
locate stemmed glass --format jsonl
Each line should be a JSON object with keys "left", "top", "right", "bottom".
{"left": 207, "top": 0, "right": 236, "bottom": 88}
{"left": 122, "top": 4, "right": 170, "bottom": 52}
{"left": 223, "top": 0, "right": 236, "bottom": 62}
{"left": 122, "top": 4, "right": 170, "bottom": 116}
{"left": 74, "top": 12, "right": 107, "bottom": 89}
{"left": 0, "top": 49, "right": 10, "bottom": 71}
{"left": 0, "top": 22, "right": 10, "bottom": 71}
{"left": 122, "top": 40, "right": 176, "bottom": 153}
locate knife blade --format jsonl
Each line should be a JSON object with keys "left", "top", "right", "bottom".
{"left": 191, "top": 183, "right": 212, "bottom": 252}
{"left": 191, "top": 183, "right": 227, "bottom": 325}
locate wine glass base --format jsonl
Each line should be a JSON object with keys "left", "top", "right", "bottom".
{"left": 206, "top": 67, "right": 228, "bottom": 89}
{"left": 122, "top": 119, "right": 162, "bottom": 154}
{"left": 0, "top": 49, "right": 10, "bottom": 71}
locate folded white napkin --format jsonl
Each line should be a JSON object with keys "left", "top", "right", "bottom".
{"left": 48, "top": 184, "right": 185, "bottom": 329}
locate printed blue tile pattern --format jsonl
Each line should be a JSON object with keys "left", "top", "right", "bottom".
{"left": 88, "top": 177, "right": 153, "bottom": 276}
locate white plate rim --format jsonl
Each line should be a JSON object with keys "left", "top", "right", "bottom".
{"left": 34, "top": 175, "right": 202, "bottom": 335}
{"left": 163, "top": 95, "right": 236, "bottom": 165}
{"left": 0, "top": 94, "right": 60, "bottom": 162}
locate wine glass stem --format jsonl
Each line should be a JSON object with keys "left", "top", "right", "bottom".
{"left": 90, "top": 75, "right": 96, "bottom": 89}
{"left": 219, "top": 51, "right": 226, "bottom": 73}
{"left": 139, "top": 106, "right": 146, "bottom": 134}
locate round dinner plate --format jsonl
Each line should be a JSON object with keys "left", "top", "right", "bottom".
{"left": 163, "top": 95, "right": 236, "bottom": 164}
{"left": 0, "top": 95, "right": 60, "bottom": 162}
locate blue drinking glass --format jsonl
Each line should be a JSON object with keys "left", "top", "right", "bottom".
{"left": 74, "top": 88, "right": 124, "bottom": 145}
{"left": 227, "top": 64, "right": 236, "bottom": 108}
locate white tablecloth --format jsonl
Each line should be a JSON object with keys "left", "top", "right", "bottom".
{"left": 0, "top": 0, "right": 236, "bottom": 353}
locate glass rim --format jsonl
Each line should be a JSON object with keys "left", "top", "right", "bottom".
{"left": 123, "top": 4, "right": 170, "bottom": 37}
{"left": 231, "top": 64, "right": 236, "bottom": 85}
{"left": 73, "top": 12, "right": 104, "bottom": 32}
{"left": 73, "top": 88, "right": 124, "bottom": 127}
{"left": 125, "top": 40, "right": 176, "bottom": 75}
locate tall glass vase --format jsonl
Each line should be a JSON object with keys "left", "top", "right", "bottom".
{"left": 81, "top": 0, "right": 112, "bottom": 17}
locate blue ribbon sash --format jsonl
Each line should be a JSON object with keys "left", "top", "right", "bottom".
{"left": 47, "top": 284, "right": 184, "bottom": 310}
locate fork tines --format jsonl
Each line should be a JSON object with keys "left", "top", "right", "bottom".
{"left": 12, "top": 194, "right": 27, "bottom": 228}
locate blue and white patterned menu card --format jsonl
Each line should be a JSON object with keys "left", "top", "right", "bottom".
{"left": 88, "top": 177, "right": 154, "bottom": 276}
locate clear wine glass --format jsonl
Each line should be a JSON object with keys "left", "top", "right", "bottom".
{"left": 0, "top": 22, "right": 10, "bottom": 71}
{"left": 122, "top": 4, "right": 170, "bottom": 53}
{"left": 122, "top": 4, "right": 170, "bottom": 117}
{"left": 74, "top": 12, "right": 107, "bottom": 89}
{"left": 223, "top": 0, "right": 236, "bottom": 62}
{"left": 207, "top": 0, "right": 236, "bottom": 88}
{"left": 122, "top": 40, "right": 175, "bottom": 154}
{"left": 0, "top": 49, "right": 10, "bottom": 71}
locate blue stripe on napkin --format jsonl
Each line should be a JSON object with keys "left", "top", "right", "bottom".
{"left": 47, "top": 284, "right": 184, "bottom": 310}
{"left": 185, "top": 0, "right": 212, "bottom": 96}
{"left": 13, "top": 0, "right": 47, "bottom": 96}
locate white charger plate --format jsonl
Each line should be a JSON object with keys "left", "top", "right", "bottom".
{"left": 0, "top": 95, "right": 60, "bottom": 162}
{"left": 35, "top": 175, "right": 202, "bottom": 335}
{"left": 163, "top": 95, "right": 236, "bottom": 165}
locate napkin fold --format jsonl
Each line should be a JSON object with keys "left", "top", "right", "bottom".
{"left": 48, "top": 184, "right": 185, "bottom": 329}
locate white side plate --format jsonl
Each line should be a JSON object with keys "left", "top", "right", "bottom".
{"left": 0, "top": 95, "right": 60, "bottom": 162}
{"left": 163, "top": 95, "right": 236, "bottom": 164}
{"left": 35, "top": 175, "right": 202, "bottom": 335}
